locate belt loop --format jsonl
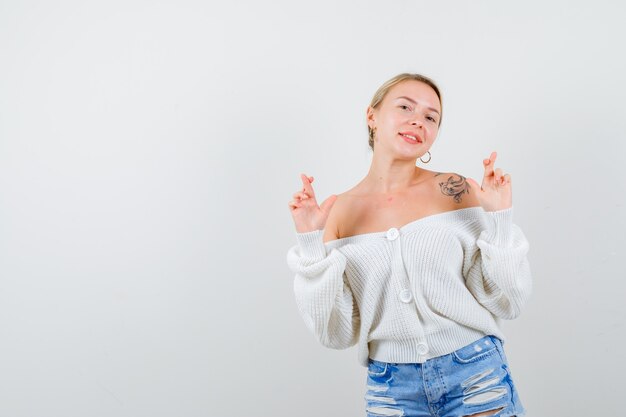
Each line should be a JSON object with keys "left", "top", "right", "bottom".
{"left": 488, "top": 335, "right": 500, "bottom": 350}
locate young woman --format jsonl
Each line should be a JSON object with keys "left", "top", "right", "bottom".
{"left": 286, "top": 73, "right": 532, "bottom": 417}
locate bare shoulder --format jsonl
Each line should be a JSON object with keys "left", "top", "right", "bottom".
{"left": 431, "top": 171, "right": 481, "bottom": 209}
{"left": 322, "top": 192, "right": 350, "bottom": 243}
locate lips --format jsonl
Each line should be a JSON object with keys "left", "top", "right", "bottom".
{"left": 398, "top": 132, "right": 423, "bottom": 143}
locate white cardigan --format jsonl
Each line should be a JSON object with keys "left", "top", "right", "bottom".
{"left": 286, "top": 206, "right": 533, "bottom": 368}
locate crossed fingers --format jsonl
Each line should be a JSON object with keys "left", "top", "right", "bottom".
{"left": 288, "top": 174, "right": 315, "bottom": 209}
{"left": 483, "top": 151, "right": 511, "bottom": 186}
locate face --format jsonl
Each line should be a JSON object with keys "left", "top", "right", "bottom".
{"left": 367, "top": 80, "right": 441, "bottom": 157}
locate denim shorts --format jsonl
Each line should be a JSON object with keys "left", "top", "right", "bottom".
{"left": 365, "top": 335, "right": 526, "bottom": 417}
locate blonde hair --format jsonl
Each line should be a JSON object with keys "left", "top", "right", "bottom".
{"left": 368, "top": 73, "right": 443, "bottom": 150}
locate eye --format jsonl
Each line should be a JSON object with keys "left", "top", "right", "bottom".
{"left": 427, "top": 116, "right": 437, "bottom": 122}
{"left": 399, "top": 105, "right": 411, "bottom": 111}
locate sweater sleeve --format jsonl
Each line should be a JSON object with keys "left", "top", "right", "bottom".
{"left": 286, "top": 229, "right": 360, "bottom": 350}
{"left": 462, "top": 207, "right": 533, "bottom": 320}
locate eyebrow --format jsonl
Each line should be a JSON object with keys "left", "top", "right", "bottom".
{"left": 394, "top": 96, "right": 440, "bottom": 115}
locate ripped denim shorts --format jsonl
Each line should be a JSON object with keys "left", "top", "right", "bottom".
{"left": 365, "top": 335, "right": 526, "bottom": 417}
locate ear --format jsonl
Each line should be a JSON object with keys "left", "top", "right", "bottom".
{"left": 366, "top": 106, "right": 376, "bottom": 129}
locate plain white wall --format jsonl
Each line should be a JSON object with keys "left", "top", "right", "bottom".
{"left": 1, "top": 0, "right": 624, "bottom": 416}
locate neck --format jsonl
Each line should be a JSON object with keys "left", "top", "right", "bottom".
{"left": 360, "top": 153, "right": 426, "bottom": 194}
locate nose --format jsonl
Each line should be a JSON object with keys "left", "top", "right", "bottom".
{"left": 411, "top": 119, "right": 424, "bottom": 128}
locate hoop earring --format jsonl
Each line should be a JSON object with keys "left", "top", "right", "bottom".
{"left": 419, "top": 150, "right": 431, "bottom": 164}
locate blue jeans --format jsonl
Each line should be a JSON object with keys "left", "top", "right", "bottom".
{"left": 365, "top": 335, "right": 526, "bottom": 417}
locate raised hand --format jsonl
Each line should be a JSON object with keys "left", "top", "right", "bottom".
{"left": 466, "top": 151, "right": 513, "bottom": 212}
{"left": 288, "top": 173, "right": 338, "bottom": 233}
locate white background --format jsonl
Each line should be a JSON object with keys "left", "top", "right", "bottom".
{"left": 1, "top": 0, "right": 625, "bottom": 416}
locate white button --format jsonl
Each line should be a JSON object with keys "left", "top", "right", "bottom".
{"left": 416, "top": 342, "right": 429, "bottom": 355}
{"left": 386, "top": 227, "right": 399, "bottom": 240}
{"left": 399, "top": 289, "right": 413, "bottom": 303}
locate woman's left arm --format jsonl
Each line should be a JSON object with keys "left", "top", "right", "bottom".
{"left": 463, "top": 151, "right": 533, "bottom": 319}
{"left": 463, "top": 207, "right": 533, "bottom": 319}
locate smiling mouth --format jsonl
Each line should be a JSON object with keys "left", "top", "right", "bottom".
{"left": 399, "top": 133, "right": 422, "bottom": 143}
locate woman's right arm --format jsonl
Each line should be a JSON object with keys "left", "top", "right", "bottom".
{"left": 286, "top": 229, "right": 360, "bottom": 350}
{"left": 286, "top": 173, "right": 359, "bottom": 349}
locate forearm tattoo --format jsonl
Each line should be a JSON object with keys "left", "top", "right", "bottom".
{"left": 435, "top": 173, "right": 471, "bottom": 203}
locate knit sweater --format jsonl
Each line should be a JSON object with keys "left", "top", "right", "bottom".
{"left": 286, "top": 206, "right": 532, "bottom": 368}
